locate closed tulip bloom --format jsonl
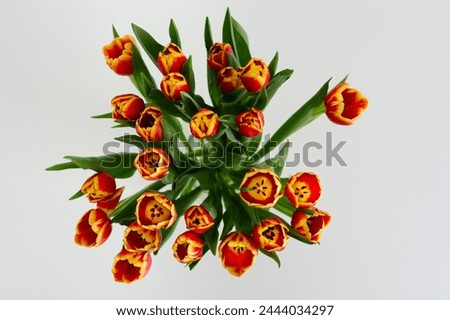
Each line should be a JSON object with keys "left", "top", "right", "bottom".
{"left": 219, "top": 231, "right": 258, "bottom": 277}
{"left": 96, "top": 187, "right": 124, "bottom": 215}
{"left": 157, "top": 43, "right": 188, "bottom": 75}
{"left": 207, "top": 42, "right": 234, "bottom": 71}
{"left": 160, "top": 72, "right": 190, "bottom": 101}
{"left": 112, "top": 249, "right": 151, "bottom": 284}
{"left": 136, "top": 191, "right": 177, "bottom": 230}
{"left": 236, "top": 107, "right": 265, "bottom": 137}
{"left": 189, "top": 108, "right": 221, "bottom": 139}
{"left": 172, "top": 231, "right": 204, "bottom": 264}
{"left": 123, "top": 221, "right": 162, "bottom": 252}
{"left": 284, "top": 172, "right": 322, "bottom": 209}
{"left": 74, "top": 209, "right": 112, "bottom": 247}
{"left": 134, "top": 147, "right": 170, "bottom": 181}
{"left": 184, "top": 205, "right": 214, "bottom": 234}
{"left": 81, "top": 172, "right": 116, "bottom": 203}
{"left": 325, "top": 83, "right": 369, "bottom": 126}
{"left": 102, "top": 35, "right": 135, "bottom": 76}
{"left": 240, "top": 58, "right": 270, "bottom": 93}
{"left": 291, "top": 208, "right": 331, "bottom": 243}
{"left": 217, "top": 66, "right": 243, "bottom": 94}
{"left": 239, "top": 168, "right": 283, "bottom": 208}
{"left": 111, "top": 94, "right": 145, "bottom": 121}
{"left": 253, "top": 217, "right": 289, "bottom": 252}
{"left": 135, "top": 106, "right": 164, "bottom": 142}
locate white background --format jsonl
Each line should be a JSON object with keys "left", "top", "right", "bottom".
{"left": 1, "top": 0, "right": 449, "bottom": 299}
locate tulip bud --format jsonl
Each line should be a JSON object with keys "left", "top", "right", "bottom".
{"left": 240, "top": 58, "right": 270, "bottom": 93}
{"left": 172, "top": 231, "right": 204, "bottom": 264}
{"left": 157, "top": 43, "right": 188, "bottom": 75}
{"left": 189, "top": 108, "right": 220, "bottom": 139}
{"left": 81, "top": 172, "right": 116, "bottom": 203}
{"left": 74, "top": 209, "right": 112, "bottom": 247}
{"left": 325, "top": 83, "right": 369, "bottom": 125}
{"left": 253, "top": 217, "right": 289, "bottom": 252}
{"left": 291, "top": 208, "right": 331, "bottom": 243}
{"left": 184, "top": 205, "right": 214, "bottom": 234}
{"left": 111, "top": 94, "right": 145, "bottom": 121}
{"left": 207, "top": 43, "right": 234, "bottom": 71}
{"left": 239, "top": 168, "right": 283, "bottom": 208}
{"left": 136, "top": 191, "right": 177, "bottom": 230}
{"left": 160, "top": 72, "right": 190, "bottom": 101}
{"left": 135, "top": 106, "right": 164, "bottom": 142}
{"left": 218, "top": 231, "right": 258, "bottom": 277}
{"left": 96, "top": 187, "right": 124, "bottom": 215}
{"left": 102, "top": 35, "right": 135, "bottom": 76}
{"left": 284, "top": 172, "right": 322, "bottom": 209}
{"left": 112, "top": 249, "right": 151, "bottom": 284}
{"left": 134, "top": 147, "right": 170, "bottom": 181}
{"left": 236, "top": 108, "right": 265, "bottom": 137}
{"left": 217, "top": 66, "right": 243, "bottom": 94}
{"left": 123, "top": 221, "right": 162, "bottom": 252}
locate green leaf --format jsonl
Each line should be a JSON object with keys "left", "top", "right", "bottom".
{"left": 254, "top": 78, "right": 331, "bottom": 162}
{"left": 46, "top": 162, "right": 79, "bottom": 171}
{"left": 130, "top": 42, "right": 156, "bottom": 99}
{"left": 231, "top": 17, "right": 251, "bottom": 65}
{"left": 147, "top": 90, "right": 190, "bottom": 122}
{"left": 182, "top": 56, "right": 196, "bottom": 94}
{"left": 63, "top": 153, "right": 138, "bottom": 179}
{"left": 339, "top": 74, "right": 349, "bottom": 84}
{"left": 204, "top": 17, "right": 214, "bottom": 52}
{"left": 226, "top": 52, "right": 239, "bottom": 69}
{"left": 112, "top": 119, "right": 135, "bottom": 128}
{"left": 257, "top": 69, "right": 293, "bottom": 110}
{"left": 169, "top": 19, "right": 181, "bottom": 48}
{"left": 203, "top": 227, "right": 220, "bottom": 255}
{"left": 114, "top": 134, "right": 147, "bottom": 150}
{"left": 69, "top": 189, "right": 84, "bottom": 201}
{"left": 220, "top": 209, "right": 234, "bottom": 240}
{"left": 91, "top": 112, "right": 112, "bottom": 119}
{"left": 131, "top": 23, "right": 164, "bottom": 66}
{"left": 260, "top": 249, "right": 281, "bottom": 268}
{"left": 112, "top": 25, "right": 119, "bottom": 38}
{"left": 222, "top": 8, "right": 238, "bottom": 62}
{"left": 207, "top": 67, "right": 221, "bottom": 108}
{"left": 268, "top": 52, "right": 279, "bottom": 77}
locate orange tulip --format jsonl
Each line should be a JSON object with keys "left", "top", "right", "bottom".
{"left": 123, "top": 221, "right": 162, "bottom": 252}
{"left": 253, "top": 217, "right": 289, "bottom": 252}
{"left": 172, "top": 231, "right": 204, "bottom": 264}
{"left": 240, "top": 58, "right": 270, "bottom": 93}
{"left": 325, "top": 83, "right": 369, "bottom": 125}
{"left": 74, "top": 209, "right": 112, "bottom": 247}
{"left": 207, "top": 42, "right": 234, "bottom": 71}
{"left": 102, "top": 35, "right": 135, "bottom": 76}
{"left": 291, "top": 208, "right": 331, "bottom": 243}
{"left": 219, "top": 231, "right": 258, "bottom": 277}
{"left": 217, "top": 66, "right": 243, "bottom": 94}
{"left": 112, "top": 249, "right": 151, "bottom": 284}
{"left": 239, "top": 168, "right": 283, "bottom": 208}
{"left": 157, "top": 43, "right": 187, "bottom": 75}
{"left": 96, "top": 187, "right": 124, "bottom": 215}
{"left": 160, "top": 72, "right": 190, "bottom": 101}
{"left": 284, "top": 172, "right": 322, "bottom": 209}
{"left": 111, "top": 94, "right": 145, "bottom": 121}
{"left": 136, "top": 191, "right": 177, "bottom": 230}
{"left": 81, "top": 172, "right": 116, "bottom": 203}
{"left": 134, "top": 147, "right": 170, "bottom": 181}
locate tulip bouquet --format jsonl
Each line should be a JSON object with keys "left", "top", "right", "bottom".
{"left": 47, "top": 9, "right": 368, "bottom": 283}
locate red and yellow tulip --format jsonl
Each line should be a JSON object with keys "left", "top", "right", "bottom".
{"left": 184, "top": 205, "right": 214, "bottom": 234}
{"left": 207, "top": 42, "right": 234, "bottom": 71}
{"left": 102, "top": 35, "right": 135, "bottom": 76}
{"left": 218, "top": 231, "right": 258, "bottom": 277}
{"left": 134, "top": 147, "right": 170, "bottom": 181}
{"left": 96, "top": 187, "right": 124, "bottom": 215}
{"left": 136, "top": 191, "right": 177, "bottom": 230}
{"left": 160, "top": 72, "right": 190, "bottom": 101}
{"left": 291, "top": 208, "right": 331, "bottom": 243}
{"left": 217, "top": 66, "right": 243, "bottom": 94}
{"left": 253, "top": 217, "right": 289, "bottom": 252}
{"left": 172, "top": 231, "right": 204, "bottom": 264}
{"left": 112, "top": 249, "right": 151, "bottom": 284}
{"left": 123, "top": 221, "right": 162, "bottom": 252}
{"left": 240, "top": 58, "right": 270, "bottom": 93}
{"left": 74, "top": 209, "right": 112, "bottom": 247}
{"left": 236, "top": 108, "right": 265, "bottom": 138}
{"left": 135, "top": 106, "right": 164, "bottom": 142}
{"left": 111, "top": 94, "right": 145, "bottom": 121}
{"left": 325, "top": 83, "right": 369, "bottom": 125}
{"left": 157, "top": 43, "right": 187, "bottom": 75}
{"left": 81, "top": 172, "right": 116, "bottom": 203}
{"left": 285, "top": 172, "right": 322, "bottom": 209}
{"left": 189, "top": 108, "right": 220, "bottom": 139}
{"left": 239, "top": 168, "right": 283, "bottom": 208}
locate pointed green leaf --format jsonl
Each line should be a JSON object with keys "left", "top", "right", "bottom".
{"left": 220, "top": 209, "right": 234, "bottom": 240}
{"left": 207, "top": 67, "right": 221, "bottom": 108}
{"left": 147, "top": 90, "right": 190, "bottom": 122}
{"left": 203, "top": 227, "right": 219, "bottom": 255}
{"left": 268, "top": 52, "right": 279, "bottom": 77}
{"left": 114, "top": 134, "right": 147, "bottom": 150}
{"left": 222, "top": 8, "right": 239, "bottom": 63}
{"left": 226, "top": 52, "right": 239, "bottom": 69}
{"left": 112, "top": 119, "right": 135, "bottom": 128}
{"left": 204, "top": 17, "right": 214, "bottom": 52}
{"left": 131, "top": 23, "right": 164, "bottom": 66}
{"left": 231, "top": 17, "right": 251, "bottom": 65}
{"left": 257, "top": 69, "right": 293, "bottom": 110}
{"left": 339, "top": 74, "right": 349, "bottom": 84}
{"left": 130, "top": 42, "right": 156, "bottom": 99}
{"left": 169, "top": 19, "right": 181, "bottom": 48}
{"left": 46, "top": 162, "right": 79, "bottom": 171}
{"left": 91, "top": 112, "right": 112, "bottom": 119}
{"left": 69, "top": 189, "right": 84, "bottom": 201}
{"left": 182, "top": 56, "right": 196, "bottom": 94}
{"left": 112, "top": 25, "right": 119, "bottom": 38}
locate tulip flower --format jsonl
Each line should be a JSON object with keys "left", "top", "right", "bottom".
{"left": 134, "top": 147, "right": 170, "bottom": 181}
{"left": 96, "top": 187, "right": 124, "bottom": 215}
{"left": 160, "top": 72, "right": 190, "bottom": 101}
{"left": 184, "top": 205, "right": 214, "bottom": 234}
{"left": 239, "top": 168, "right": 283, "bottom": 208}
{"left": 253, "top": 217, "right": 289, "bottom": 252}
{"left": 136, "top": 191, "right": 177, "bottom": 230}
{"left": 207, "top": 42, "right": 234, "bottom": 71}
{"left": 236, "top": 107, "right": 265, "bottom": 137}
{"left": 123, "top": 221, "right": 162, "bottom": 252}
{"left": 291, "top": 208, "right": 331, "bottom": 243}
{"left": 112, "top": 249, "right": 151, "bottom": 284}
{"left": 157, "top": 43, "right": 188, "bottom": 75}
{"left": 135, "top": 106, "right": 164, "bottom": 142}
{"left": 325, "top": 83, "right": 369, "bottom": 125}
{"left": 240, "top": 58, "right": 270, "bottom": 93}
{"left": 217, "top": 66, "right": 243, "bottom": 94}
{"left": 111, "top": 94, "right": 145, "bottom": 121}
{"left": 218, "top": 231, "right": 258, "bottom": 277}
{"left": 102, "top": 35, "right": 135, "bottom": 76}
{"left": 172, "top": 231, "right": 204, "bottom": 264}
{"left": 74, "top": 209, "right": 112, "bottom": 247}
{"left": 81, "top": 172, "right": 116, "bottom": 203}
{"left": 284, "top": 172, "right": 322, "bottom": 209}
{"left": 189, "top": 108, "right": 220, "bottom": 139}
